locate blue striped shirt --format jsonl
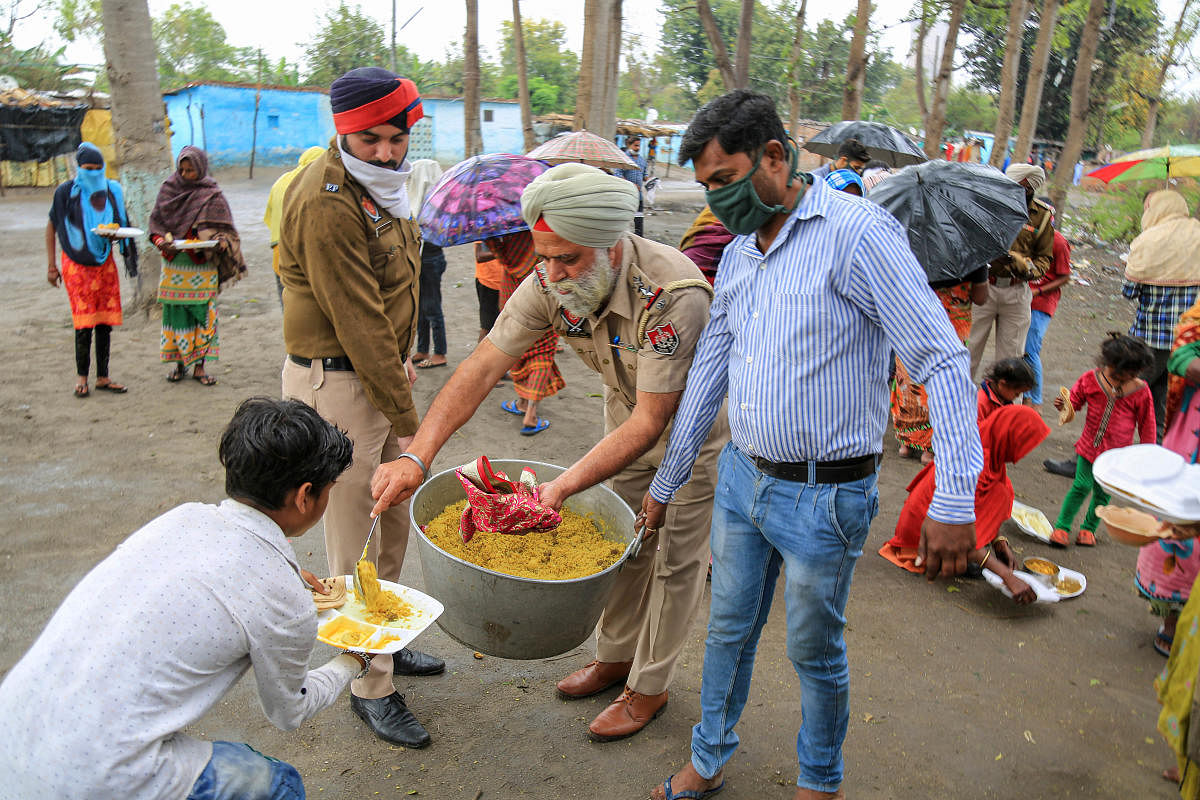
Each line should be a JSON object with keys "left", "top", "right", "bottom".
{"left": 649, "top": 177, "right": 984, "bottom": 524}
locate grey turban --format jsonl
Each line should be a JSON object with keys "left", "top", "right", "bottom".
{"left": 1005, "top": 163, "right": 1046, "bottom": 190}
{"left": 521, "top": 163, "right": 638, "bottom": 248}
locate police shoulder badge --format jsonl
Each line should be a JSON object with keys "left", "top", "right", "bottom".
{"left": 561, "top": 309, "right": 589, "bottom": 337}
{"left": 324, "top": 182, "right": 340, "bottom": 193}
{"left": 646, "top": 322, "right": 679, "bottom": 355}
{"left": 361, "top": 197, "right": 382, "bottom": 222}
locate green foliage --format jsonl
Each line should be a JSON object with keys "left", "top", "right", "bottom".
{"left": 302, "top": 2, "right": 388, "bottom": 87}
{"left": 499, "top": 18, "right": 577, "bottom": 111}
{"left": 1071, "top": 185, "right": 1151, "bottom": 245}
{"left": 657, "top": 0, "right": 904, "bottom": 122}
{"left": 0, "top": 40, "right": 88, "bottom": 91}
{"left": 497, "top": 74, "right": 559, "bottom": 114}
{"left": 153, "top": 2, "right": 255, "bottom": 88}
{"left": 53, "top": 0, "right": 101, "bottom": 43}
{"left": 945, "top": 86, "right": 999, "bottom": 135}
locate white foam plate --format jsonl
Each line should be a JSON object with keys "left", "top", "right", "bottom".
{"left": 174, "top": 239, "right": 220, "bottom": 250}
{"left": 1094, "top": 445, "right": 1200, "bottom": 524}
{"left": 91, "top": 226, "right": 143, "bottom": 238}
{"left": 315, "top": 575, "right": 443, "bottom": 655}
{"left": 1010, "top": 500, "right": 1053, "bottom": 543}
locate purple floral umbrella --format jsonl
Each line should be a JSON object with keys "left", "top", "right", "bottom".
{"left": 418, "top": 153, "right": 550, "bottom": 247}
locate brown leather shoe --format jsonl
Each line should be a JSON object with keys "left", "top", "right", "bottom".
{"left": 588, "top": 687, "right": 668, "bottom": 742}
{"left": 555, "top": 659, "right": 632, "bottom": 700}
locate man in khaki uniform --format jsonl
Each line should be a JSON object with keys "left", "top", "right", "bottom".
{"left": 371, "top": 164, "right": 729, "bottom": 742}
{"left": 278, "top": 67, "right": 441, "bottom": 749}
{"left": 968, "top": 163, "right": 1054, "bottom": 382}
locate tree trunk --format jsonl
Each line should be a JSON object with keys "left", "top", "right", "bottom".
{"left": 696, "top": 0, "right": 737, "bottom": 89}
{"left": 787, "top": 0, "right": 807, "bottom": 138}
{"left": 989, "top": 0, "right": 1030, "bottom": 167}
{"left": 841, "top": 0, "right": 870, "bottom": 120}
{"left": 733, "top": 0, "right": 754, "bottom": 89}
{"left": 511, "top": 0, "right": 536, "bottom": 151}
{"left": 1047, "top": 0, "right": 1106, "bottom": 217}
{"left": 1012, "top": 0, "right": 1059, "bottom": 163}
{"left": 463, "top": 0, "right": 482, "bottom": 157}
{"left": 574, "top": 0, "right": 597, "bottom": 130}
{"left": 914, "top": 1, "right": 930, "bottom": 132}
{"left": 101, "top": 0, "right": 172, "bottom": 314}
{"left": 603, "top": 0, "right": 622, "bottom": 136}
{"left": 924, "top": 0, "right": 965, "bottom": 160}
{"left": 1141, "top": 0, "right": 1198, "bottom": 148}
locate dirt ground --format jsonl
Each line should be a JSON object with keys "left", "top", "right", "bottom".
{"left": 0, "top": 168, "right": 1180, "bottom": 800}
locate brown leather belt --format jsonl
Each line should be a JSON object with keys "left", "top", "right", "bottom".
{"left": 289, "top": 354, "right": 355, "bottom": 371}
{"left": 749, "top": 453, "right": 880, "bottom": 484}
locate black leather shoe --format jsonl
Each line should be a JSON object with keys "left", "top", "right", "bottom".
{"left": 1043, "top": 458, "right": 1077, "bottom": 478}
{"left": 350, "top": 692, "right": 431, "bottom": 748}
{"left": 392, "top": 647, "right": 445, "bottom": 676}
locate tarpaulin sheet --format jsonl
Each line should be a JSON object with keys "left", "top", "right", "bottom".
{"left": 0, "top": 103, "right": 89, "bottom": 163}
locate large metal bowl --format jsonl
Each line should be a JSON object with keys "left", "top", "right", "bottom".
{"left": 409, "top": 460, "right": 638, "bottom": 659}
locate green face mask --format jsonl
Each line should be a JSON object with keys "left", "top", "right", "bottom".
{"left": 704, "top": 144, "right": 805, "bottom": 236}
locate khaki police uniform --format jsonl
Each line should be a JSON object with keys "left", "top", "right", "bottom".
{"left": 278, "top": 144, "right": 421, "bottom": 697}
{"left": 969, "top": 197, "right": 1054, "bottom": 382}
{"left": 489, "top": 234, "right": 730, "bottom": 695}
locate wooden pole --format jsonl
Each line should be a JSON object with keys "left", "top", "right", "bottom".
{"left": 249, "top": 48, "right": 262, "bottom": 179}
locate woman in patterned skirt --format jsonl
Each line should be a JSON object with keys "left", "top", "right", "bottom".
{"left": 149, "top": 146, "right": 244, "bottom": 386}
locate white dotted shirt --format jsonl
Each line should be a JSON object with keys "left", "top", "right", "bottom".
{"left": 0, "top": 500, "right": 358, "bottom": 799}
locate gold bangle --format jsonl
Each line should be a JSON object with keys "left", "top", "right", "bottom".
{"left": 979, "top": 549, "right": 992, "bottom": 570}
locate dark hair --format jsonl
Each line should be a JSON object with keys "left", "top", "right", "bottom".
{"left": 1098, "top": 332, "right": 1154, "bottom": 375}
{"left": 219, "top": 397, "right": 353, "bottom": 510}
{"left": 838, "top": 138, "right": 871, "bottom": 163}
{"left": 984, "top": 357, "right": 1036, "bottom": 389}
{"left": 679, "top": 89, "right": 787, "bottom": 166}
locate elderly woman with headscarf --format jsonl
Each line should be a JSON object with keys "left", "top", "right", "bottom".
{"left": 149, "top": 146, "right": 245, "bottom": 386}
{"left": 45, "top": 142, "right": 138, "bottom": 398}
{"left": 1122, "top": 189, "right": 1200, "bottom": 440}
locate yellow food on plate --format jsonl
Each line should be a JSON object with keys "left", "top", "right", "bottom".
{"left": 1055, "top": 577, "right": 1082, "bottom": 594}
{"left": 317, "top": 615, "right": 376, "bottom": 648}
{"left": 354, "top": 558, "right": 417, "bottom": 624}
{"left": 98, "top": 222, "right": 120, "bottom": 230}
{"left": 424, "top": 499, "right": 623, "bottom": 580}
{"left": 1012, "top": 506, "right": 1053, "bottom": 538}
{"left": 1023, "top": 557, "right": 1058, "bottom": 576}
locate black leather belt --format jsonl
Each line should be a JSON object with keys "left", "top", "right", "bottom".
{"left": 749, "top": 453, "right": 879, "bottom": 484}
{"left": 289, "top": 354, "right": 355, "bottom": 371}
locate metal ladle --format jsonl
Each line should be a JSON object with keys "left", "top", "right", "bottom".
{"left": 352, "top": 515, "right": 381, "bottom": 600}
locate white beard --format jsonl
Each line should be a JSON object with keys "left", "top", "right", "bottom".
{"left": 547, "top": 248, "right": 615, "bottom": 317}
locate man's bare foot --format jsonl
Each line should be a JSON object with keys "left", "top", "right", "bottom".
{"left": 920, "top": 450, "right": 934, "bottom": 465}
{"left": 649, "top": 764, "right": 722, "bottom": 799}
{"left": 794, "top": 788, "right": 844, "bottom": 799}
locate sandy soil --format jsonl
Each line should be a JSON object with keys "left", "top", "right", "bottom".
{"left": 0, "top": 169, "right": 1179, "bottom": 799}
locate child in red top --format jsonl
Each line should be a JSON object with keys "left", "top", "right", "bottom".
{"left": 1051, "top": 334, "right": 1156, "bottom": 546}
{"left": 978, "top": 358, "right": 1036, "bottom": 422}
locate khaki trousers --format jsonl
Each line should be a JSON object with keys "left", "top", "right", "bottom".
{"left": 283, "top": 358, "right": 409, "bottom": 698}
{"left": 968, "top": 281, "right": 1032, "bottom": 383}
{"left": 594, "top": 390, "right": 729, "bottom": 696}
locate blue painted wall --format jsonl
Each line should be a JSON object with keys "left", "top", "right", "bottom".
{"left": 164, "top": 84, "right": 335, "bottom": 168}
{"left": 416, "top": 97, "right": 525, "bottom": 164}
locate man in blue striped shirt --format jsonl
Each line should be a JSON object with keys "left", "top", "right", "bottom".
{"left": 642, "top": 91, "right": 983, "bottom": 800}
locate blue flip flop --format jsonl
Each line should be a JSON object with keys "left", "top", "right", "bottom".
{"left": 500, "top": 399, "right": 523, "bottom": 416}
{"left": 660, "top": 775, "right": 724, "bottom": 800}
{"left": 519, "top": 418, "right": 550, "bottom": 436}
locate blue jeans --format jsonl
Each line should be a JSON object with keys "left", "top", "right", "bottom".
{"left": 1023, "top": 309, "right": 1052, "bottom": 404}
{"left": 187, "top": 741, "right": 304, "bottom": 800}
{"left": 691, "top": 444, "right": 878, "bottom": 793}
{"left": 416, "top": 251, "right": 447, "bottom": 356}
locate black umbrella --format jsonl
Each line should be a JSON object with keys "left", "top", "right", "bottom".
{"left": 803, "top": 120, "right": 926, "bottom": 168}
{"left": 866, "top": 160, "right": 1029, "bottom": 284}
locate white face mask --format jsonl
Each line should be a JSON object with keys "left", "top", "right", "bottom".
{"left": 545, "top": 248, "right": 616, "bottom": 318}
{"left": 338, "top": 139, "right": 413, "bottom": 219}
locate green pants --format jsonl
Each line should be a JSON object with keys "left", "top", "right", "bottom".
{"left": 1054, "top": 455, "right": 1110, "bottom": 533}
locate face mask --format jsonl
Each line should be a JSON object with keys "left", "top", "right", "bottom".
{"left": 76, "top": 165, "right": 108, "bottom": 194}
{"left": 704, "top": 144, "right": 805, "bottom": 236}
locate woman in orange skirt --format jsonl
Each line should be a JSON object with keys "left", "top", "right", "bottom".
{"left": 45, "top": 143, "right": 138, "bottom": 398}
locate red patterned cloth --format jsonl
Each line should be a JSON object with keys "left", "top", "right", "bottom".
{"left": 489, "top": 231, "right": 565, "bottom": 402}
{"left": 61, "top": 252, "right": 123, "bottom": 329}
{"left": 456, "top": 457, "right": 561, "bottom": 543}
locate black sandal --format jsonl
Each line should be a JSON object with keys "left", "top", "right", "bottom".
{"left": 166, "top": 365, "right": 186, "bottom": 383}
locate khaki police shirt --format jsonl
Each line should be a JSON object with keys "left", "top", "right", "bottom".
{"left": 989, "top": 197, "right": 1053, "bottom": 282}
{"left": 277, "top": 145, "right": 422, "bottom": 436}
{"left": 489, "top": 233, "right": 713, "bottom": 445}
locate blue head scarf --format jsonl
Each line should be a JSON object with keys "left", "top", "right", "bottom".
{"left": 65, "top": 142, "right": 126, "bottom": 263}
{"left": 826, "top": 168, "right": 865, "bottom": 195}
